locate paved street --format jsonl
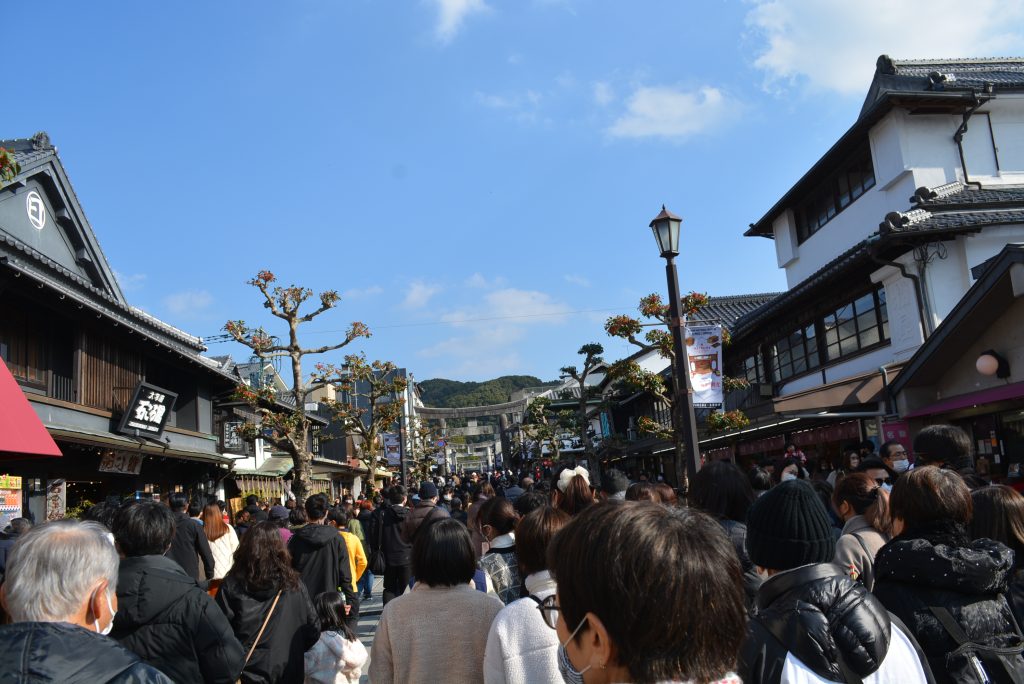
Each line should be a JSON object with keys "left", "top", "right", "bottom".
{"left": 357, "top": 577, "right": 384, "bottom": 683}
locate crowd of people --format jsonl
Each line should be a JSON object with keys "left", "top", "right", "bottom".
{"left": 2, "top": 423, "right": 1024, "bottom": 682}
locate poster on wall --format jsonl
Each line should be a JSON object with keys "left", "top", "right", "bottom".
{"left": 383, "top": 433, "right": 402, "bottom": 467}
{"left": 0, "top": 474, "right": 22, "bottom": 530}
{"left": 684, "top": 324, "right": 724, "bottom": 408}
{"left": 45, "top": 479, "right": 66, "bottom": 522}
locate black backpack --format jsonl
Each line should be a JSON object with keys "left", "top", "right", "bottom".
{"left": 929, "top": 605, "right": 1024, "bottom": 683}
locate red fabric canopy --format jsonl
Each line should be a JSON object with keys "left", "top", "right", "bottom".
{"left": 0, "top": 360, "right": 62, "bottom": 458}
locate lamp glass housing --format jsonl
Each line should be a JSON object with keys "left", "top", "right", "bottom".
{"left": 977, "top": 353, "right": 1000, "bottom": 376}
{"left": 650, "top": 216, "right": 681, "bottom": 257}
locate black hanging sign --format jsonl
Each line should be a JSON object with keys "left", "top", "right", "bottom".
{"left": 117, "top": 382, "right": 177, "bottom": 439}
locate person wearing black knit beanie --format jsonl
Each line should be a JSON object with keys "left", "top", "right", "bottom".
{"left": 738, "top": 480, "right": 933, "bottom": 684}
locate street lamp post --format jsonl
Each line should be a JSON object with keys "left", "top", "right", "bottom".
{"left": 649, "top": 205, "right": 702, "bottom": 493}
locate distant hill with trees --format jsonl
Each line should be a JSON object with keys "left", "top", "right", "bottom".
{"left": 418, "top": 375, "right": 556, "bottom": 408}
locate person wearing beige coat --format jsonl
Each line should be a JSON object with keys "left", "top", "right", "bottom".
{"left": 832, "top": 472, "right": 892, "bottom": 591}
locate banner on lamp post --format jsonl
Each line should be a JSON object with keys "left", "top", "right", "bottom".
{"left": 383, "top": 433, "right": 402, "bottom": 467}
{"left": 684, "top": 323, "right": 723, "bottom": 408}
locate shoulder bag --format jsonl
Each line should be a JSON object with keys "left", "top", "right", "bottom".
{"left": 236, "top": 590, "right": 282, "bottom": 684}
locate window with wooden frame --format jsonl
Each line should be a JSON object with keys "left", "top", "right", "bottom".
{"left": 796, "top": 144, "right": 876, "bottom": 243}
{"left": 771, "top": 324, "right": 820, "bottom": 382}
{"left": 823, "top": 288, "right": 889, "bottom": 360}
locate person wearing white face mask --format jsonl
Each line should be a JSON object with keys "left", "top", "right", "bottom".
{"left": 777, "top": 457, "right": 806, "bottom": 485}
{"left": 880, "top": 441, "right": 911, "bottom": 475}
{"left": 0, "top": 519, "right": 173, "bottom": 683}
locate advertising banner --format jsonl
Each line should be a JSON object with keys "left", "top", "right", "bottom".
{"left": 684, "top": 324, "right": 724, "bottom": 408}
{"left": 0, "top": 474, "right": 22, "bottom": 530}
{"left": 45, "top": 479, "right": 66, "bottom": 522}
{"left": 383, "top": 433, "right": 402, "bottom": 467}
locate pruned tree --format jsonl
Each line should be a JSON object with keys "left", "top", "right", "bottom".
{"left": 317, "top": 353, "right": 408, "bottom": 491}
{"left": 559, "top": 343, "right": 605, "bottom": 480}
{"left": 520, "top": 396, "right": 575, "bottom": 463}
{"left": 225, "top": 271, "right": 371, "bottom": 503}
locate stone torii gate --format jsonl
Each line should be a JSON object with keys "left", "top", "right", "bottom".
{"left": 417, "top": 399, "right": 528, "bottom": 472}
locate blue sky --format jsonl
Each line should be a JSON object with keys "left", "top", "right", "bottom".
{"left": 7, "top": 1, "right": 1024, "bottom": 382}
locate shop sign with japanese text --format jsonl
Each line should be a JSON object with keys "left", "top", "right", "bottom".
{"left": 117, "top": 382, "right": 177, "bottom": 438}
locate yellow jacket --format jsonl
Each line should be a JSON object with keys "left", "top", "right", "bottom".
{"left": 339, "top": 529, "right": 367, "bottom": 593}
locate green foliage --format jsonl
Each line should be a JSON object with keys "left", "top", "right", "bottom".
{"left": 418, "top": 375, "right": 555, "bottom": 408}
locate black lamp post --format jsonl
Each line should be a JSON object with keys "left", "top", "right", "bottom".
{"left": 649, "top": 205, "right": 702, "bottom": 492}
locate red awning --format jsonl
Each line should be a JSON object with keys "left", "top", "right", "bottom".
{"left": 0, "top": 361, "right": 62, "bottom": 458}
{"left": 904, "top": 380, "right": 1024, "bottom": 418}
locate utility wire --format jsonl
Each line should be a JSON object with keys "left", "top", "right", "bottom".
{"left": 203, "top": 306, "right": 632, "bottom": 341}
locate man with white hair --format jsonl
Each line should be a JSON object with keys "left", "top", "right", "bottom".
{"left": 0, "top": 519, "right": 172, "bottom": 682}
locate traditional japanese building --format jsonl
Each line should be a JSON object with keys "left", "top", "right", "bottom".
{"left": 713, "top": 56, "right": 1024, "bottom": 472}
{"left": 0, "top": 134, "right": 238, "bottom": 520}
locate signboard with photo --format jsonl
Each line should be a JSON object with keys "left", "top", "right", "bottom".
{"left": 684, "top": 323, "right": 724, "bottom": 408}
{"left": 117, "top": 382, "right": 177, "bottom": 438}
{"left": 383, "top": 432, "right": 402, "bottom": 467}
{"left": 99, "top": 450, "right": 144, "bottom": 475}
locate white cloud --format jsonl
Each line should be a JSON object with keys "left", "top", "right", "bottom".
{"left": 465, "top": 272, "right": 506, "bottom": 288}
{"left": 114, "top": 270, "right": 147, "bottom": 292}
{"left": 607, "top": 85, "right": 735, "bottom": 141}
{"left": 746, "top": 0, "right": 1024, "bottom": 95}
{"left": 430, "top": 0, "right": 489, "bottom": 44}
{"left": 592, "top": 81, "right": 614, "bottom": 106}
{"left": 402, "top": 280, "right": 442, "bottom": 309}
{"left": 441, "top": 288, "right": 569, "bottom": 327}
{"left": 342, "top": 285, "right": 383, "bottom": 300}
{"left": 563, "top": 274, "right": 590, "bottom": 287}
{"left": 474, "top": 89, "right": 544, "bottom": 123}
{"left": 163, "top": 290, "right": 213, "bottom": 316}
{"left": 421, "top": 288, "right": 570, "bottom": 378}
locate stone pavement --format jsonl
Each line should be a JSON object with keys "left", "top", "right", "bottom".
{"left": 356, "top": 576, "right": 384, "bottom": 684}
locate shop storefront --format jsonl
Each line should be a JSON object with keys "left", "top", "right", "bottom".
{"left": 891, "top": 245, "right": 1024, "bottom": 480}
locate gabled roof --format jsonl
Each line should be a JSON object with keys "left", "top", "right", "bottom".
{"left": 890, "top": 243, "right": 1024, "bottom": 394}
{"left": 2, "top": 133, "right": 127, "bottom": 304}
{"left": 745, "top": 55, "right": 1024, "bottom": 239}
{"left": 733, "top": 180, "right": 1024, "bottom": 341}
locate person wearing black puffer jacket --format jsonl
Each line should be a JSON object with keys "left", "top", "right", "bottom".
{"left": 874, "top": 466, "right": 1024, "bottom": 683}
{"left": 288, "top": 494, "right": 356, "bottom": 605}
{"left": 112, "top": 500, "right": 244, "bottom": 684}
{"left": 739, "top": 480, "right": 933, "bottom": 684}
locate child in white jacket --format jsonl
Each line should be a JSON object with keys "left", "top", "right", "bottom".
{"left": 305, "top": 591, "right": 368, "bottom": 684}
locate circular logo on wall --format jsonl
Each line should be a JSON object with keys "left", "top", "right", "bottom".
{"left": 26, "top": 191, "right": 46, "bottom": 230}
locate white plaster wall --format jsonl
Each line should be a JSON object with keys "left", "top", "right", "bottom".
{"left": 774, "top": 209, "right": 797, "bottom": 268}
{"left": 921, "top": 239, "right": 972, "bottom": 325}
{"left": 978, "top": 97, "right": 1024, "bottom": 182}
{"left": 964, "top": 230, "right": 1024, "bottom": 282}
{"left": 871, "top": 262, "right": 926, "bottom": 361}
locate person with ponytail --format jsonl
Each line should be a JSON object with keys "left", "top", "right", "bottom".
{"left": 552, "top": 465, "right": 595, "bottom": 517}
{"left": 831, "top": 472, "right": 891, "bottom": 590}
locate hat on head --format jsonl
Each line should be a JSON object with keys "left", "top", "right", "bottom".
{"left": 419, "top": 482, "right": 438, "bottom": 499}
{"left": 745, "top": 480, "right": 835, "bottom": 571}
{"left": 269, "top": 505, "right": 289, "bottom": 521}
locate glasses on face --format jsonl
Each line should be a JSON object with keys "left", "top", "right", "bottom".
{"left": 873, "top": 477, "right": 893, "bottom": 486}
{"left": 537, "top": 594, "right": 561, "bottom": 630}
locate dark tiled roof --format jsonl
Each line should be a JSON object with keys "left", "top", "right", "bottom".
{"left": 691, "top": 292, "right": 784, "bottom": 328}
{"left": 910, "top": 181, "right": 1024, "bottom": 209}
{"left": 884, "top": 56, "right": 1024, "bottom": 87}
{"left": 732, "top": 242, "right": 872, "bottom": 338}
